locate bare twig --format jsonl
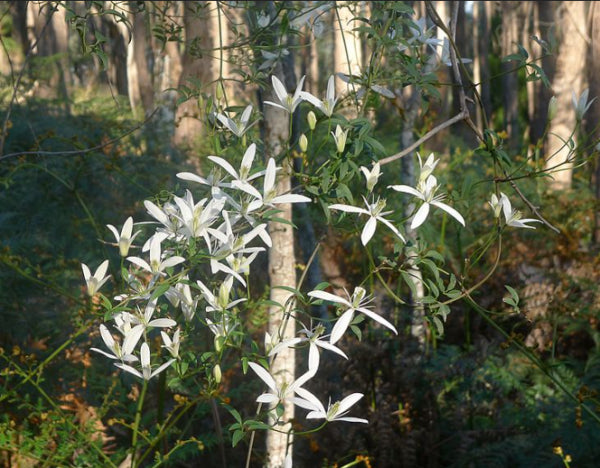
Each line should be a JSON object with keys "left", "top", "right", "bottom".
{"left": 0, "top": 108, "right": 159, "bottom": 162}
{"left": 379, "top": 111, "right": 467, "bottom": 165}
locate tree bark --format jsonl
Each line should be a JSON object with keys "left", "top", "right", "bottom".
{"left": 501, "top": 2, "right": 521, "bottom": 146}
{"left": 130, "top": 1, "right": 154, "bottom": 115}
{"left": 544, "top": 1, "right": 587, "bottom": 190}
{"left": 173, "top": 1, "right": 220, "bottom": 152}
{"left": 333, "top": 1, "right": 362, "bottom": 117}
{"left": 587, "top": 2, "right": 600, "bottom": 244}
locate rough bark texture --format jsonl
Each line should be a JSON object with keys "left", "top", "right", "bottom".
{"left": 545, "top": 1, "right": 587, "bottom": 190}
{"left": 264, "top": 61, "right": 297, "bottom": 468}
{"left": 131, "top": 2, "right": 154, "bottom": 115}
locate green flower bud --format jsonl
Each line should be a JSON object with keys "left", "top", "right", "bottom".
{"left": 299, "top": 134, "right": 308, "bottom": 152}
{"left": 548, "top": 96, "right": 557, "bottom": 121}
{"left": 213, "top": 364, "right": 222, "bottom": 384}
{"left": 307, "top": 111, "right": 317, "bottom": 130}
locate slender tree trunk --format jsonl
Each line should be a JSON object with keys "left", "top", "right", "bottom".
{"left": 333, "top": 1, "right": 362, "bottom": 117}
{"left": 173, "top": 2, "right": 220, "bottom": 152}
{"left": 501, "top": 2, "right": 520, "bottom": 146}
{"left": 130, "top": 2, "right": 154, "bottom": 115}
{"left": 587, "top": 2, "right": 600, "bottom": 244}
{"left": 479, "top": 1, "right": 493, "bottom": 126}
{"left": 544, "top": 1, "right": 587, "bottom": 190}
{"left": 263, "top": 59, "right": 297, "bottom": 468}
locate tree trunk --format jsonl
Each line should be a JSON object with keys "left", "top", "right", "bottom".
{"left": 263, "top": 59, "right": 297, "bottom": 468}
{"left": 173, "top": 1, "right": 220, "bottom": 152}
{"left": 333, "top": 1, "right": 362, "bottom": 117}
{"left": 587, "top": 2, "right": 600, "bottom": 244}
{"left": 501, "top": 2, "right": 521, "bottom": 146}
{"left": 544, "top": 1, "right": 587, "bottom": 190}
{"left": 130, "top": 2, "right": 154, "bottom": 115}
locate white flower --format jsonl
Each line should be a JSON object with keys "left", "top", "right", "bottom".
{"left": 90, "top": 323, "right": 140, "bottom": 362}
{"left": 144, "top": 200, "right": 182, "bottom": 238}
{"left": 248, "top": 362, "right": 315, "bottom": 407}
{"left": 161, "top": 328, "right": 181, "bottom": 359}
{"left": 308, "top": 287, "right": 398, "bottom": 344}
{"left": 107, "top": 217, "right": 141, "bottom": 257}
{"left": 300, "top": 75, "right": 338, "bottom": 117}
{"left": 438, "top": 37, "right": 472, "bottom": 67}
{"left": 329, "top": 196, "right": 405, "bottom": 246}
{"left": 360, "top": 162, "right": 381, "bottom": 192}
{"left": 572, "top": 88, "right": 595, "bottom": 120}
{"left": 215, "top": 104, "right": 254, "bottom": 137}
{"left": 389, "top": 175, "right": 465, "bottom": 230}
{"left": 269, "top": 324, "right": 348, "bottom": 375}
{"left": 264, "top": 75, "right": 306, "bottom": 114}
{"left": 498, "top": 193, "right": 541, "bottom": 229}
{"left": 331, "top": 125, "right": 348, "bottom": 153}
{"left": 165, "top": 280, "right": 198, "bottom": 322}
{"left": 132, "top": 299, "right": 177, "bottom": 330}
{"left": 173, "top": 190, "right": 225, "bottom": 243}
{"left": 197, "top": 276, "right": 246, "bottom": 313}
{"left": 234, "top": 158, "right": 311, "bottom": 208}
{"left": 296, "top": 390, "right": 368, "bottom": 424}
{"left": 207, "top": 144, "right": 264, "bottom": 188}
{"left": 417, "top": 153, "right": 439, "bottom": 184}
{"left": 82, "top": 260, "right": 110, "bottom": 296}
{"left": 488, "top": 193, "right": 503, "bottom": 219}
{"left": 405, "top": 17, "right": 442, "bottom": 51}
{"left": 116, "top": 342, "right": 174, "bottom": 381}
{"left": 127, "top": 235, "right": 185, "bottom": 276}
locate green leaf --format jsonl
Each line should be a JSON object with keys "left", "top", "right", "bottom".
{"left": 335, "top": 183, "right": 354, "bottom": 203}
{"left": 232, "top": 430, "right": 244, "bottom": 447}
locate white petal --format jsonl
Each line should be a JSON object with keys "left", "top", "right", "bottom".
{"left": 293, "top": 75, "right": 306, "bottom": 103}
{"left": 256, "top": 393, "right": 279, "bottom": 404}
{"left": 122, "top": 325, "right": 144, "bottom": 355}
{"left": 122, "top": 217, "right": 134, "bottom": 238}
{"left": 357, "top": 307, "right": 398, "bottom": 334}
{"left": 431, "top": 201, "right": 465, "bottom": 226}
{"left": 140, "top": 342, "right": 150, "bottom": 368}
{"left": 330, "top": 310, "right": 355, "bottom": 344}
{"left": 106, "top": 224, "right": 120, "bottom": 243}
{"left": 81, "top": 263, "right": 91, "bottom": 281}
{"left": 361, "top": 216, "right": 377, "bottom": 245}
{"left": 299, "top": 91, "right": 323, "bottom": 108}
{"left": 388, "top": 184, "right": 423, "bottom": 198}
{"left": 150, "top": 359, "right": 175, "bottom": 379}
{"left": 271, "top": 75, "right": 288, "bottom": 103}
{"left": 308, "top": 342, "right": 320, "bottom": 374}
{"left": 335, "top": 416, "right": 368, "bottom": 423}
{"left": 264, "top": 158, "right": 277, "bottom": 193}
{"left": 127, "top": 257, "right": 152, "bottom": 272}
{"left": 241, "top": 143, "right": 256, "bottom": 171}
{"left": 328, "top": 204, "right": 369, "bottom": 214}
{"left": 270, "top": 194, "right": 311, "bottom": 204}
{"left": 148, "top": 318, "right": 177, "bottom": 328}
{"left": 115, "top": 363, "right": 143, "bottom": 379}
{"left": 90, "top": 348, "right": 118, "bottom": 360}
{"left": 144, "top": 200, "right": 169, "bottom": 225}
{"left": 177, "top": 172, "right": 210, "bottom": 185}
{"left": 378, "top": 217, "right": 406, "bottom": 243}
{"left": 249, "top": 362, "right": 277, "bottom": 392}
{"left": 263, "top": 100, "right": 288, "bottom": 112}
{"left": 336, "top": 392, "right": 364, "bottom": 415}
{"left": 160, "top": 256, "right": 186, "bottom": 270}
{"left": 208, "top": 156, "right": 239, "bottom": 179}
{"left": 95, "top": 260, "right": 110, "bottom": 281}
{"left": 411, "top": 203, "right": 430, "bottom": 230}
{"left": 240, "top": 105, "right": 253, "bottom": 126}
{"left": 308, "top": 290, "right": 351, "bottom": 307}
{"left": 315, "top": 340, "right": 348, "bottom": 359}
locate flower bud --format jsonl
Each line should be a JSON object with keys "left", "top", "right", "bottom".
{"left": 216, "top": 81, "right": 225, "bottom": 101}
{"left": 213, "top": 364, "right": 222, "bottom": 384}
{"left": 307, "top": 111, "right": 317, "bottom": 130}
{"left": 547, "top": 96, "right": 557, "bottom": 121}
{"left": 299, "top": 134, "right": 308, "bottom": 152}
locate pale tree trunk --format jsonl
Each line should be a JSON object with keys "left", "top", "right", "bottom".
{"left": 531, "top": 1, "right": 557, "bottom": 144}
{"left": 544, "top": 1, "right": 587, "bottom": 190}
{"left": 522, "top": 2, "right": 537, "bottom": 141}
{"left": 478, "top": 1, "right": 493, "bottom": 126}
{"left": 130, "top": 1, "right": 154, "bottom": 115}
{"left": 501, "top": 2, "right": 521, "bottom": 146}
{"left": 263, "top": 60, "right": 297, "bottom": 468}
{"left": 587, "top": 2, "right": 600, "bottom": 244}
{"left": 333, "top": 1, "right": 362, "bottom": 117}
{"left": 435, "top": 1, "right": 451, "bottom": 118}
{"left": 173, "top": 1, "right": 220, "bottom": 152}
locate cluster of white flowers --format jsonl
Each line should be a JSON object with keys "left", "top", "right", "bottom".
{"left": 83, "top": 71, "right": 541, "bottom": 433}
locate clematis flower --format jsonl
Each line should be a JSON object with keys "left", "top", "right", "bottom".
{"left": 127, "top": 235, "right": 185, "bottom": 276}
{"left": 107, "top": 217, "right": 141, "bottom": 257}
{"left": 161, "top": 328, "right": 181, "bottom": 359}
{"left": 131, "top": 299, "right": 177, "bottom": 330}
{"left": 116, "top": 342, "right": 174, "bottom": 381}
{"left": 300, "top": 75, "right": 338, "bottom": 117}
{"left": 233, "top": 157, "right": 312, "bottom": 208}
{"left": 215, "top": 104, "right": 254, "bottom": 137}
{"left": 248, "top": 361, "right": 315, "bottom": 407}
{"left": 264, "top": 75, "right": 306, "bottom": 114}
{"left": 207, "top": 144, "right": 264, "bottom": 188}
{"left": 498, "top": 192, "right": 541, "bottom": 229}
{"left": 91, "top": 323, "right": 140, "bottom": 362}
{"left": 331, "top": 125, "right": 348, "bottom": 153}
{"left": 572, "top": 88, "right": 595, "bottom": 120}
{"left": 329, "top": 196, "right": 405, "bottom": 246}
{"left": 360, "top": 162, "right": 381, "bottom": 193}
{"left": 296, "top": 390, "right": 368, "bottom": 424}
{"left": 82, "top": 260, "right": 111, "bottom": 296}
{"left": 389, "top": 175, "right": 465, "bottom": 230}
{"left": 308, "top": 287, "right": 397, "bottom": 344}
{"left": 269, "top": 323, "right": 348, "bottom": 375}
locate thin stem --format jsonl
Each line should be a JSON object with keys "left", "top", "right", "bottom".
{"left": 130, "top": 380, "right": 149, "bottom": 468}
